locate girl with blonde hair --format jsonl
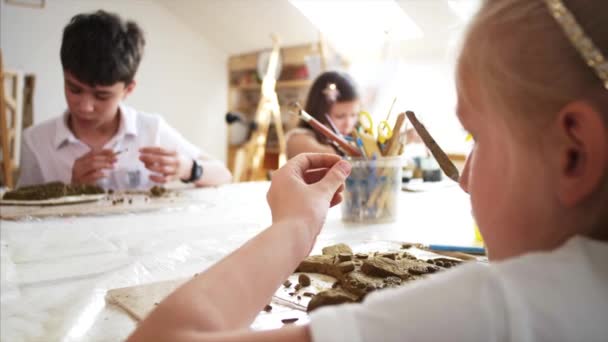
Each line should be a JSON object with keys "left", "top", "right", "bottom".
{"left": 129, "top": 1, "right": 608, "bottom": 340}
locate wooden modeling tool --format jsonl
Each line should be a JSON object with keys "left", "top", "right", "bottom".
{"left": 382, "top": 112, "right": 406, "bottom": 156}
{"left": 294, "top": 103, "right": 362, "bottom": 157}
{"left": 405, "top": 111, "right": 460, "bottom": 182}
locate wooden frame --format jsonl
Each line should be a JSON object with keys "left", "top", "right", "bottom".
{"left": 0, "top": 52, "right": 22, "bottom": 189}
{"left": 5, "top": 0, "right": 46, "bottom": 8}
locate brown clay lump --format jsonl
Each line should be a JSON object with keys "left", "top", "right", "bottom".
{"left": 322, "top": 243, "right": 353, "bottom": 256}
{"left": 298, "top": 274, "right": 311, "bottom": 287}
{"left": 296, "top": 255, "right": 346, "bottom": 279}
{"left": 281, "top": 318, "right": 299, "bottom": 324}
{"left": 361, "top": 257, "right": 409, "bottom": 279}
{"left": 2, "top": 182, "right": 104, "bottom": 200}
{"left": 337, "top": 253, "right": 353, "bottom": 262}
{"left": 149, "top": 185, "right": 168, "bottom": 197}
{"left": 307, "top": 289, "right": 359, "bottom": 312}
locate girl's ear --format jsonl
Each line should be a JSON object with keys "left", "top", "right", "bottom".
{"left": 556, "top": 100, "right": 608, "bottom": 207}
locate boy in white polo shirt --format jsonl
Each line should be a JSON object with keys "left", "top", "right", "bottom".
{"left": 18, "top": 10, "right": 232, "bottom": 190}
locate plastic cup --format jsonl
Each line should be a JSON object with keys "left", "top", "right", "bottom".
{"left": 341, "top": 157, "right": 402, "bottom": 223}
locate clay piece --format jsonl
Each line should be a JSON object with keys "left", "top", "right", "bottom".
{"left": 294, "top": 243, "right": 462, "bottom": 312}
{"left": 283, "top": 280, "right": 292, "bottom": 288}
{"left": 2, "top": 182, "right": 104, "bottom": 200}
{"left": 322, "top": 243, "right": 352, "bottom": 256}
{"left": 337, "top": 253, "right": 353, "bottom": 262}
{"left": 149, "top": 185, "right": 168, "bottom": 198}
{"left": 296, "top": 255, "right": 348, "bottom": 280}
{"left": 307, "top": 289, "right": 359, "bottom": 312}
{"left": 263, "top": 304, "right": 272, "bottom": 312}
{"left": 281, "top": 318, "right": 299, "bottom": 324}
{"left": 360, "top": 257, "right": 410, "bottom": 279}
{"left": 298, "top": 274, "right": 311, "bottom": 287}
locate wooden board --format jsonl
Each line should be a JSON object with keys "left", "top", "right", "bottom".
{"left": 0, "top": 194, "right": 105, "bottom": 206}
{"left": 0, "top": 192, "right": 210, "bottom": 220}
{"left": 104, "top": 241, "right": 481, "bottom": 326}
{"left": 106, "top": 278, "right": 187, "bottom": 321}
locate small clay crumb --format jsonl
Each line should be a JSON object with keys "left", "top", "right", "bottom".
{"left": 289, "top": 292, "right": 296, "bottom": 296}
{"left": 337, "top": 253, "right": 353, "bottom": 262}
{"left": 294, "top": 284, "right": 302, "bottom": 291}
{"left": 154, "top": 302, "right": 159, "bottom": 306}
{"left": 108, "top": 189, "right": 115, "bottom": 194}
{"left": 298, "top": 274, "right": 311, "bottom": 287}
{"left": 303, "top": 292, "right": 314, "bottom": 297}
{"left": 128, "top": 199, "right": 133, "bottom": 204}
{"left": 297, "top": 296, "right": 302, "bottom": 300}
{"left": 380, "top": 252, "right": 397, "bottom": 260}
{"left": 283, "top": 280, "right": 292, "bottom": 288}
{"left": 263, "top": 304, "right": 272, "bottom": 312}
{"left": 401, "top": 243, "right": 413, "bottom": 249}
{"left": 281, "top": 318, "right": 299, "bottom": 324}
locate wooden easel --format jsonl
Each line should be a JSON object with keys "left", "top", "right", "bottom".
{"left": 0, "top": 51, "right": 18, "bottom": 189}
{"left": 233, "top": 35, "right": 287, "bottom": 182}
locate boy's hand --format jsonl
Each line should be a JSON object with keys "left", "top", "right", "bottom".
{"left": 139, "top": 147, "right": 192, "bottom": 183}
{"left": 267, "top": 153, "right": 351, "bottom": 235}
{"left": 71, "top": 149, "right": 117, "bottom": 185}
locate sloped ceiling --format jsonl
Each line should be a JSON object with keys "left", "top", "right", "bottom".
{"left": 152, "top": 0, "right": 474, "bottom": 57}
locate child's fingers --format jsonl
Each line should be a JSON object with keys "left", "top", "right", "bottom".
{"left": 146, "top": 163, "right": 177, "bottom": 176}
{"left": 149, "top": 174, "right": 169, "bottom": 183}
{"left": 329, "top": 192, "right": 343, "bottom": 207}
{"left": 78, "top": 161, "right": 114, "bottom": 176}
{"left": 303, "top": 168, "right": 330, "bottom": 184}
{"left": 289, "top": 153, "right": 343, "bottom": 178}
{"left": 139, "top": 154, "right": 176, "bottom": 166}
{"left": 139, "top": 147, "right": 177, "bottom": 156}
{"left": 81, "top": 170, "right": 106, "bottom": 184}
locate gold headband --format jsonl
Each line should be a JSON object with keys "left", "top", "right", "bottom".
{"left": 544, "top": 0, "right": 608, "bottom": 90}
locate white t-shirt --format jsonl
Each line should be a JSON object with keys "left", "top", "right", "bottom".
{"left": 18, "top": 103, "right": 202, "bottom": 190}
{"left": 310, "top": 236, "right": 608, "bottom": 342}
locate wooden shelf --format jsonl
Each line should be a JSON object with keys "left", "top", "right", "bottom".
{"left": 230, "top": 79, "right": 311, "bottom": 91}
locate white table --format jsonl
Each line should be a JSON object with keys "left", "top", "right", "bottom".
{"left": 0, "top": 181, "right": 473, "bottom": 342}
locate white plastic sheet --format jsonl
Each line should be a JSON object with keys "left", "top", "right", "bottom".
{"left": 0, "top": 181, "right": 473, "bottom": 341}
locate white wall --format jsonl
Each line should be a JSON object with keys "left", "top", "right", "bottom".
{"left": 1, "top": 0, "right": 228, "bottom": 161}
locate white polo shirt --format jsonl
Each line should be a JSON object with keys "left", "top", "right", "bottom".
{"left": 18, "top": 103, "right": 201, "bottom": 190}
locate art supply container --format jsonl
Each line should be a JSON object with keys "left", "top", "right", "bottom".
{"left": 342, "top": 157, "right": 402, "bottom": 223}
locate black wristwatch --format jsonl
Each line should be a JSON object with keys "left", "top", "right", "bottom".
{"left": 182, "top": 159, "right": 203, "bottom": 183}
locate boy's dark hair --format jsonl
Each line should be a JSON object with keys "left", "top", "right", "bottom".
{"left": 60, "top": 10, "right": 145, "bottom": 86}
{"left": 300, "top": 71, "right": 359, "bottom": 143}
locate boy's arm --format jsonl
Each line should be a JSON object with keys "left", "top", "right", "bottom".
{"left": 192, "top": 154, "right": 232, "bottom": 187}
{"left": 142, "top": 117, "right": 232, "bottom": 186}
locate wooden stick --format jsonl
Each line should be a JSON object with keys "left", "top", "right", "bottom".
{"left": 383, "top": 112, "right": 405, "bottom": 156}
{"left": 405, "top": 111, "right": 460, "bottom": 182}
{"left": 295, "top": 104, "right": 362, "bottom": 157}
